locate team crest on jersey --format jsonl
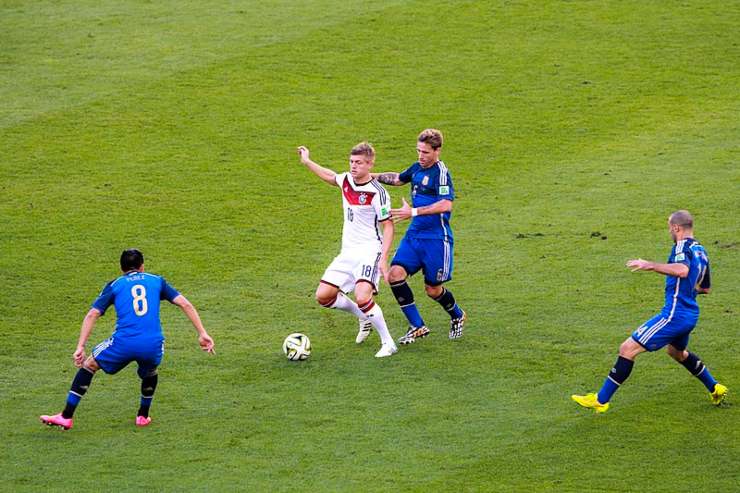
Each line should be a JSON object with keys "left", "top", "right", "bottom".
{"left": 358, "top": 193, "right": 368, "bottom": 205}
{"left": 422, "top": 176, "right": 429, "bottom": 186}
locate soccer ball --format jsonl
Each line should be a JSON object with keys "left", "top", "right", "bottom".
{"left": 283, "top": 333, "right": 311, "bottom": 361}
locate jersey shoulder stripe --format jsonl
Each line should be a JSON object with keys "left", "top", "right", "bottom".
{"left": 674, "top": 239, "right": 686, "bottom": 257}
{"left": 437, "top": 161, "right": 449, "bottom": 186}
{"left": 369, "top": 180, "right": 388, "bottom": 203}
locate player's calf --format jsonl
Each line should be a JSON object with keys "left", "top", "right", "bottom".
{"left": 390, "top": 280, "right": 426, "bottom": 329}
{"left": 677, "top": 351, "right": 720, "bottom": 394}
{"left": 63, "top": 367, "right": 95, "bottom": 419}
{"left": 40, "top": 367, "right": 96, "bottom": 430}
{"left": 137, "top": 371, "right": 158, "bottom": 419}
{"left": 430, "top": 287, "right": 464, "bottom": 319}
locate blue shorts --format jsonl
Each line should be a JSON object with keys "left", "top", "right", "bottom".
{"left": 631, "top": 313, "right": 698, "bottom": 352}
{"left": 92, "top": 336, "right": 164, "bottom": 378}
{"left": 391, "top": 235, "right": 453, "bottom": 286}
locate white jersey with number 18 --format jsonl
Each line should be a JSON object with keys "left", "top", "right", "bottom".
{"left": 335, "top": 172, "right": 391, "bottom": 251}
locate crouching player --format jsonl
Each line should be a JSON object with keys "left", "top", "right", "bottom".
{"left": 40, "top": 249, "right": 215, "bottom": 429}
{"left": 297, "top": 143, "right": 397, "bottom": 357}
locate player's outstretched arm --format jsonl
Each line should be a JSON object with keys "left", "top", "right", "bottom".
{"left": 74, "top": 308, "right": 101, "bottom": 367}
{"left": 297, "top": 146, "right": 337, "bottom": 186}
{"left": 173, "top": 295, "right": 215, "bottom": 354}
{"left": 626, "top": 259, "right": 689, "bottom": 278}
{"left": 373, "top": 172, "right": 404, "bottom": 186}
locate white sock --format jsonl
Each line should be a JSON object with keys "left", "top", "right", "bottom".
{"left": 365, "top": 304, "right": 394, "bottom": 346}
{"left": 330, "top": 293, "right": 365, "bottom": 318}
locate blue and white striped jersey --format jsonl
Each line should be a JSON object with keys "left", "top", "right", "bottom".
{"left": 399, "top": 160, "right": 455, "bottom": 241}
{"left": 663, "top": 238, "right": 710, "bottom": 316}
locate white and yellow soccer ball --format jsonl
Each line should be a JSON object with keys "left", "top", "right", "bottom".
{"left": 283, "top": 333, "right": 311, "bottom": 361}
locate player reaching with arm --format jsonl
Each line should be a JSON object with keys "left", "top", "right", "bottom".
{"left": 572, "top": 210, "right": 727, "bottom": 413}
{"left": 373, "top": 129, "right": 466, "bottom": 344}
{"left": 41, "top": 249, "right": 215, "bottom": 430}
{"left": 297, "top": 143, "right": 397, "bottom": 357}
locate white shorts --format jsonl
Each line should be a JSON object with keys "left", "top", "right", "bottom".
{"left": 321, "top": 248, "right": 382, "bottom": 294}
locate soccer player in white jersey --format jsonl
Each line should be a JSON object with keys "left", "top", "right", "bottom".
{"left": 297, "top": 142, "right": 398, "bottom": 357}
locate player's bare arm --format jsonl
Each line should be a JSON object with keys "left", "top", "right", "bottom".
{"left": 297, "top": 146, "right": 338, "bottom": 186}
{"left": 391, "top": 197, "right": 453, "bottom": 222}
{"left": 379, "top": 219, "right": 394, "bottom": 283}
{"left": 373, "top": 172, "right": 404, "bottom": 186}
{"left": 74, "top": 308, "right": 101, "bottom": 367}
{"left": 173, "top": 295, "right": 216, "bottom": 354}
{"left": 626, "top": 259, "right": 689, "bottom": 278}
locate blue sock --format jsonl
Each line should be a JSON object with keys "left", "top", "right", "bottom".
{"left": 680, "top": 352, "right": 718, "bottom": 392}
{"left": 432, "top": 288, "right": 464, "bottom": 319}
{"left": 401, "top": 304, "right": 425, "bottom": 329}
{"left": 597, "top": 356, "right": 634, "bottom": 404}
{"left": 390, "top": 280, "right": 425, "bottom": 328}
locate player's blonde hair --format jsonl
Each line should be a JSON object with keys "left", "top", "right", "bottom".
{"left": 418, "top": 128, "right": 443, "bottom": 149}
{"left": 669, "top": 210, "right": 693, "bottom": 228}
{"left": 351, "top": 142, "right": 375, "bottom": 159}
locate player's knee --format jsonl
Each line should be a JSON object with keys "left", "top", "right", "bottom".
{"left": 315, "top": 284, "right": 339, "bottom": 307}
{"left": 666, "top": 345, "right": 687, "bottom": 361}
{"left": 618, "top": 338, "right": 642, "bottom": 359}
{"left": 388, "top": 266, "right": 407, "bottom": 283}
{"left": 355, "top": 294, "right": 373, "bottom": 308}
{"left": 83, "top": 357, "right": 100, "bottom": 373}
{"left": 316, "top": 294, "right": 334, "bottom": 307}
{"left": 424, "top": 284, "right": 443, "bottom": 298}
{"left": 315, "top": 290, "right": 336, "bottom": 307}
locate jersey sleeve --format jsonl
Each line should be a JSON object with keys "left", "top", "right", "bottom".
{"left": 91, "top": 281, "right": 115, "bottom": 315}
{"left": 160, "top": 277, "right": 180, "bottom": 302}
{"left": 373, "top": 183, "right": 392, "bottom": 222}
{"left": 398, "top": 164, "right": 416, "bottom": 184}
{"left": 436, "top": 166, "right": 455, "bottom": 200}
{"left": 699, "top": 263, "right": 711, "bottom": 290}
{"left": 334, "top": 172, "right": 346, "bottom": 187}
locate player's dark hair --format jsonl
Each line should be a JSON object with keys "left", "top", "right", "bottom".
{"left": 351, "top": 142, "right": 375, "bottom": 159}
{"left": 120, "top": 248, "right": 144, "bottom": 271}
{"left": 418, "top": 128, "right": 443, "bottom": 149}
{"left": 669, "top": 210, "right": 693, "bottom": 229}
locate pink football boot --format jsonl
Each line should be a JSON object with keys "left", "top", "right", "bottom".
{"left": 135, "top": 416, "right": 152, "bottom": 427}
{"left": 40, "top": 413, "right": 73, "bottom": 430}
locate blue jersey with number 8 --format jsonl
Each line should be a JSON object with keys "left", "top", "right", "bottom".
{"left": 92, "top": 272, "right": 180, "bottom": 342}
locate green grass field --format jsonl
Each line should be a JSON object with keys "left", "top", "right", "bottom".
{"left": 2, "top": 1, "right": 738, "bottom": 491}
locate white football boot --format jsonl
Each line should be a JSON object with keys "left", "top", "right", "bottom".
{"left": 356, "top": 319, "right": 373, "bottom": 344}
{"left": 375, "top": 343, "right": 398, "bottom": 358}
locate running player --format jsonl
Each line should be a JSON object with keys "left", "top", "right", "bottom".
{"left": 297, "top": 142, "right": 397, "bottom": 358}
{"left": 375, "top": 129, "right": 466, "bottom": 344}
{"left": 40, "top": 249, "right": 215, "bottom": 429}
{"left": 572, "top": 210, "right": 728, "bottom": 412}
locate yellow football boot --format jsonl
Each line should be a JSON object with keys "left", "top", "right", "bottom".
{"left": 710, "top": 383, "right": 728, "bottom": 406}
{"left": 571, "top": 392, "right": 610, "bottom": 413}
